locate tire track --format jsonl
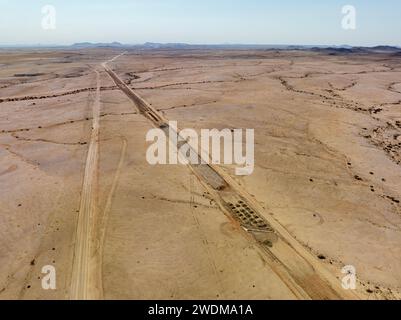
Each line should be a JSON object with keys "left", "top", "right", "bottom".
{"left": 70, "top": 69, "right": 102, "bottom": 300}
{"left": 97, "top": 137, "right": 127, "bottom": 297}
{"left": 189, "top": 174, "right": 224, "bottom": 296}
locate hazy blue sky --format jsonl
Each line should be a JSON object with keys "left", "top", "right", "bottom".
{"left": 0, "top": 0, "right": 400, "bottom": 46}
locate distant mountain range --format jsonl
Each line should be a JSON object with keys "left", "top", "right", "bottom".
{"left": 70, "top": 42, "right": 295, "bottom": 49}
{"left": 71, "top": 41, "right": 126, "bottom": 48}
{"left": 69, "top": 43, "right": 401, "bottom": 53}
{"left": 309, "top": 45, "right": 401, "bottom": 54}
{"left": 1, "top": 42, "right": 401, "bottom": 54}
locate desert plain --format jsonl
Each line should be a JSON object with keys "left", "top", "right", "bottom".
{"left": 1, "top": 48, "right": 401, "bottom": 300}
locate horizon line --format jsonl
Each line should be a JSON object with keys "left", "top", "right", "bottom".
{"left": 0, "top": 42, "right": 400, "bottom": 49}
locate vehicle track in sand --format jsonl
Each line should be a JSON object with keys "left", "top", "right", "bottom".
{"left": 97, "top": 137, "right": 127, "bottom": 296}
{"left": 69, "top": 63, "right": 129, "bottom": 299}
{"left": 103, "top": 53, "right": 361, "bottom": 300}
{"left": 70, "top": 69, "right": 102, "bottom": 300}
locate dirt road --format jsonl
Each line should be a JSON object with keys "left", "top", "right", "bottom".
{"left": 70, "top": 69, "right": 102, "bottom": 300}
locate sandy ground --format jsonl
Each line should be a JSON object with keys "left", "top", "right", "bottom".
{"left": 0, "top": 48, "right": 401, "bottom": 300}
